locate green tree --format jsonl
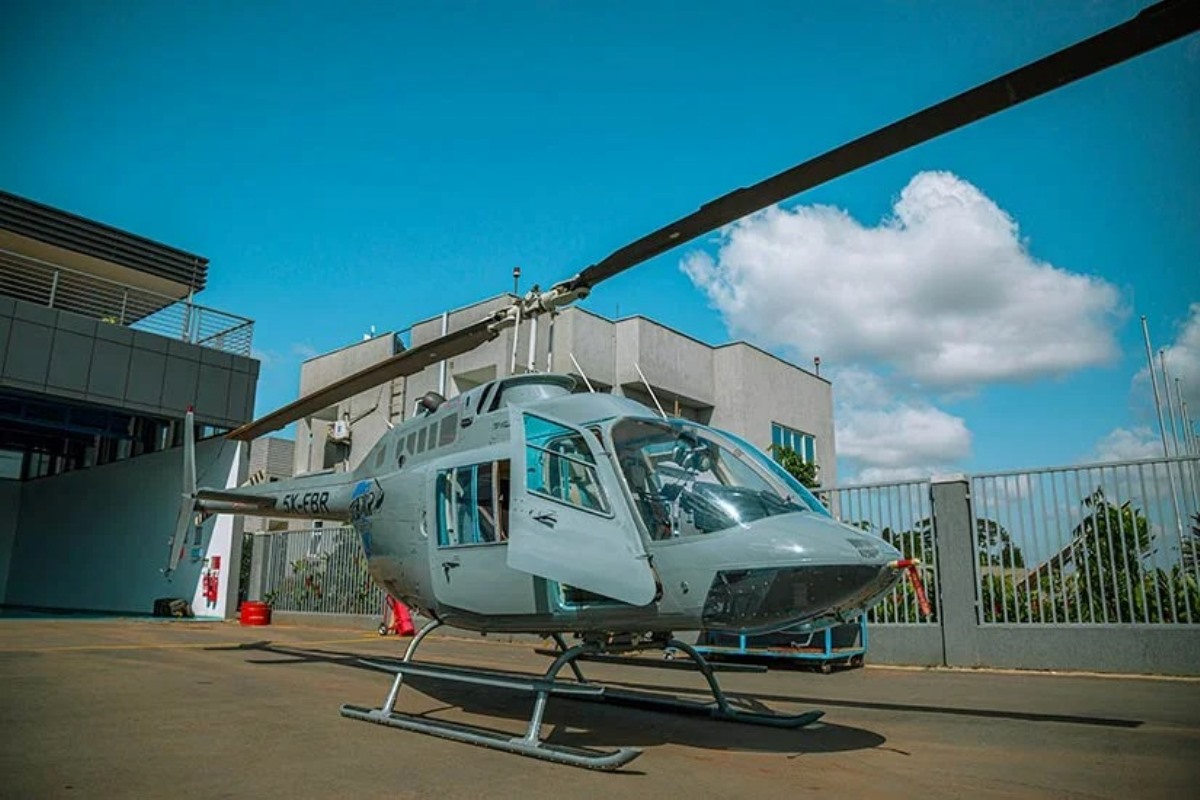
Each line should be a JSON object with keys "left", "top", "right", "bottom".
{"left": 769, "top": 444, "right": 819, "bottom": 489}
{"left": 1067, "top": 488, "right": 1152, "bottom": 623}
{"left": 976, "top": 517, "right": 1025, "bottom": 568}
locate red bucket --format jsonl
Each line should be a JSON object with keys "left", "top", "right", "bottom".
{"left": 239, "top": 601, "right": 272, "bottom": 626}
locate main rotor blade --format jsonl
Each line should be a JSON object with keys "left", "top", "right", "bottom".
{"left": 564, "top": 0, "right": 1200, "bottom": 293}
{"left": 227, "top": 319, "right": 498, "bottom": 441}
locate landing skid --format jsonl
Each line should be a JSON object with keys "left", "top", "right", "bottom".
{"left": 553, "top": 637, "right": 824, "bottom": 729}
{"left": 339, "top": 622, "right": 823, "bottom": 771}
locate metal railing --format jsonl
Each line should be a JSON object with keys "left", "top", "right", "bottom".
{"left": 816, "top": 479, "right": 939, "bottom": 624}
{"left": 0, "top": 247, "right": 253, "bottom": 356}
{"left": 256, "top": 527, "right": 386, "bottom": 615}
{"left": 971, "top": 455, "right": 1200, "bottom": 626}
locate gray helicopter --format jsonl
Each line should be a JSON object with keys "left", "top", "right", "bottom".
{"left": 167, "top": 1, "right": 1199, "bottom": 770}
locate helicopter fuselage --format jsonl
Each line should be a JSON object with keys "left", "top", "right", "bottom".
{"left": 213, "top": 374, "right": 903, "bottom": 637}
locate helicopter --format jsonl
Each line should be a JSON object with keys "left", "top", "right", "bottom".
{"left": 165, "top": 1, "right": 1198, "bottom": 770}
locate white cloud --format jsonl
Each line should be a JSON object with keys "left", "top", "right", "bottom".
{"left": 1157, "top": 303, "right": 1200, "bottom": 413}
{"left": 854, "top": 465, "right": 939, "bottom": 484}
{"left": 837, "top": 402, "right": 971, "bottom": 469}
{"left": 1089, "top": 426, "right": 1164, "bottom": 463}
{"left": 682, "top": 171, "right": 1123, "bottom": 389}
{"left": 830, "top": 366, "right": 972, "bottom": 484}
{"left": 1128, "top": 304, "right": 1199, "bottom": 452}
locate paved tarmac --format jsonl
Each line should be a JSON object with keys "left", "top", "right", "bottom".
{"left": 1, "top": 616, "right": 1198, "bottom": 799}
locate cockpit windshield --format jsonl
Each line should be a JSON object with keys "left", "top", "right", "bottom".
{"left": 610, "top": 418, "right": 821, "bottom": 539}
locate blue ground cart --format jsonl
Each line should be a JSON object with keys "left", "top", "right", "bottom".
{"left": 691, "top": 616, "right": 867, "bottom": 673}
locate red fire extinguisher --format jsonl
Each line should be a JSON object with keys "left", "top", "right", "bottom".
{"left": 203, "top": 556, "right": 221, "bottom": 609}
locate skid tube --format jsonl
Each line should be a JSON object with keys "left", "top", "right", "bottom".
{"left": 340, "top": 620, "right": 641, "bottom": 771}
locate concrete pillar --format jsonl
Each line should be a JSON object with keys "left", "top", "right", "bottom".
{"left": 929, "top": 475, "right": 978, "bottom": 667}
{"left": 247, "top": 535, "right": 267, "bottom": 602}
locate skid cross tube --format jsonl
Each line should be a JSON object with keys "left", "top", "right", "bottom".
{"left": 546, "top": 636, "right": 825, "bottom": 729}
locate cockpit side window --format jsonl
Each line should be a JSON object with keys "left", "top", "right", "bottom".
{"left": 524, "top": 414, "right": 610, "bottom": 515}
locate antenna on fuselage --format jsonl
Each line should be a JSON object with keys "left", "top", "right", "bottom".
{"left": 634, "top": 362, "right": 668, "bottom": 420}
{"left": 568, "top": 352, "right": 595, "bottom": 393}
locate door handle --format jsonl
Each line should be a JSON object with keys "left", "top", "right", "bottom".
{"left": 441, "top": 560, "right": 461, "bottom": 581}
{"left": 532, "top": 512, "right": 557, "bottom": 528}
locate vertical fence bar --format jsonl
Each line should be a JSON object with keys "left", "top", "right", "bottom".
{"left": 1034, "top": 471, "right": 1058, "bottom": 623}
{"left": 1071, "top": 467, "right": 1096, "bottom": 622}
{"left": 1120, "top": 462, "right": 1150, "bottom": 625}
{"left": 970, "top": 477, "right": 984, "bottom": 623}
{"left": 1177, "top": 459, "right": 1194, "bottom": 624}
{"left": 1137, "top": 462, "right": 1167, "bottom": 623}
{"left": 888, "top": 484, "right": 902, "bottom": 623}
{"left": 1110, "top": 465, "right": 1137, "bottom": 624}
{"left": 1051, "top": 470, "right": 1077, "bottom": 624}
{"left": 991, "top": 475, "right": 1007, "bottom": 624}
{"left": 1021, "top": 473, "right": 1043, "bottom": 624}
{"left": 1090, "top": 467, "right": 1116, "bottom": 624}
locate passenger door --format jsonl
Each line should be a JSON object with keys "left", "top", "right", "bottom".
{"left": 506, "top": 409, "right": 658, "bottom": 606}
{"left": 428, "top": 453, "right": 539, "bottom": 615}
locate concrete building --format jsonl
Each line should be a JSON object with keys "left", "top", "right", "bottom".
{"left": 242, "top": 437, "right": 296, "bottom": 533}
{"left": 0, "top": 190, "right": 257, "bottom": 617}
{"left": 292, "top": 294, "right": 835, "bottom": 486}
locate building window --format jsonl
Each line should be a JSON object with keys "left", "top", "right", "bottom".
{"left": 771, "top": 422, "right": 816, "bottom": 464}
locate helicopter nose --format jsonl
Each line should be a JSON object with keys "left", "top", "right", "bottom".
{"left": 699, "top": 518, "right": 905, "bottom": 634}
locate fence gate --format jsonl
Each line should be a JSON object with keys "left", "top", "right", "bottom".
{"left": 250, "top": 527, "right": 386, "bottom": 616}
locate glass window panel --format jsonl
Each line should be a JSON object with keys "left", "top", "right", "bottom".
{"left": 439, "top": 414, "right": 458, "bottom": 447}
{"left": 453, "top": 466, "right": 476, "bottom": 544}
{"left": 524, "top": 414, "right": 609, "bottom": 514}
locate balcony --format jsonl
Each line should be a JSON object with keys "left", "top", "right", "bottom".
{"left": 0, "top": 247, "right": 253, "bottom": 357}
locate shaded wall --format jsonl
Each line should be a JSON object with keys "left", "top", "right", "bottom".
{"left": 4, "top": 438, "right": 242, "bottom": 616}
{"left": 0, "top": 480, "right": 19, "bottom": 602}
{"left": 0, "top": 295, "right": 257, "bottom": 430}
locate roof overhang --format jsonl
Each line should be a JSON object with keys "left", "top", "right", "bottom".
{"left": 0, "top": 190, "right": 207, "bottom": 298}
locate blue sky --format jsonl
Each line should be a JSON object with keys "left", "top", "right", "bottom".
{"left": 2, "top": 1, "right": 1197, "bottom": 482}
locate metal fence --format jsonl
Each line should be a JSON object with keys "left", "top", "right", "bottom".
{"left": 816, "top": 480, "right": 938, "bottom": 625}
{"left": 970, "top": 456, "right": 1200, "bottom": 626}
{"left": 255, "top": 527, "right": 385, "bottom": 615}
{"left": 0, "top": 247, "right": 254, "bottom": 356}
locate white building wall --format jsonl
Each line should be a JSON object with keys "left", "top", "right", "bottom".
{"left": 295, "top": 294, "right": 835, "bottom": 486}
{"left": 713, "top": 344, "right": 836, "bottom": 485}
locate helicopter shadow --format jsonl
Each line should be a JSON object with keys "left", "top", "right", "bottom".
{"left": 211, "top": 640, "right": 886, "bottom": 759}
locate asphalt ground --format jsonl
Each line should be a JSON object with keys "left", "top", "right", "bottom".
{"left": 1, "top": 617, "right": 1198, "bottom": 799}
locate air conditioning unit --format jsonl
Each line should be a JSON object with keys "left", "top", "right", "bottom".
{"left": 330, "top": 419, "right": 351, "bottom": 443}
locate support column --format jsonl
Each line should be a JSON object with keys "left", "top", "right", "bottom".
{"left": 929, "top": 475, "right": 979, "bottom": 667}
{"left": 247, "top": 534, "right": 268, "bottom": 602}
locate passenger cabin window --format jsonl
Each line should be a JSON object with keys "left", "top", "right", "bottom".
{"left": 438, "top": 414, "right": 458, "bottom": 446}
{"left": 436, "top": 461, "right": 511, "bottom": 547}
{"left": 524, "top": 415, "right": 610, "bottom": 514}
